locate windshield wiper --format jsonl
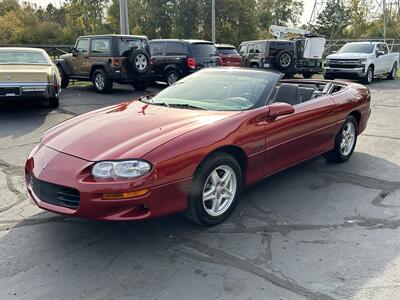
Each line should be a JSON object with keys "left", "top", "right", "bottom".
{"left": 167, "top": 103, "right": 207, "bottom": 110}
{"left": 139, "top": 96, "right": 170, "bottom": 107}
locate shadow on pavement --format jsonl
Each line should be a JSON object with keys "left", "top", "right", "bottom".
{"left": 1, "top": 152, "right": 399, "bottom": 299}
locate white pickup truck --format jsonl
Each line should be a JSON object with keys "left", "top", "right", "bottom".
{"left": 324, "top": 42, "right": 399, "bottom": 84}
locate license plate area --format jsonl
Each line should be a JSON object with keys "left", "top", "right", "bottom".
{"left": 0, "top": 87, "right": 21, "bottom": 96}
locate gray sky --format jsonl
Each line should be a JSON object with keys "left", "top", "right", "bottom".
{"left": 30, "top": 0, "right": 316, "bottom": 25}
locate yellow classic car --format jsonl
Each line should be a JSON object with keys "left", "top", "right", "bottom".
{"left": 0, "top": 47, "right": 61, "bottom": 108}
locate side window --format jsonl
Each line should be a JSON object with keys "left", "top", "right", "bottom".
{"left": 76, "top": 39, "right": 89, "bottom": 53}
{"left": 248, "top": 44, "right": 255, "bottom": 54}
{"left": 149, "top": 42, "right": 165, "bottom": 56}
{"left": 91, "top": 39, "right": 111, "bottom": 54}
{"left": 255, "top": 42, "right": 264, "bottom": 54}
{"left": 380, "top": 44, "right": 389, "bottom": 54}
{"left": 165, "top": 42, "right": 187, "bottom": 55}
{"left": 239, "top": 44, "right": 248, "bottom": 55}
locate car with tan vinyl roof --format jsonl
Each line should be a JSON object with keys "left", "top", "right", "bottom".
{"left": 0, "top": 47, "right": 61, "bottom": 108}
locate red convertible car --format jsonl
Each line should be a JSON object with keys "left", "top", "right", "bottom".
{"left": 25, "top": 68, "right": 371, "bottom": 225}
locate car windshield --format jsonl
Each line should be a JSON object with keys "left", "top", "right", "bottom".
{"left": 218, "top": 48, "right": 239, "bottom": 55}
{"left": 0, "top": 51, "right": 49, "bottom": 64}
{"left": 338, "top": 44, "right": 375, "bottom": 54}
{"left": 192, "top": 43, "right": 218, "bottom": 57}
{"left": 143, "top": 69, "right": 279, "bottom": 111}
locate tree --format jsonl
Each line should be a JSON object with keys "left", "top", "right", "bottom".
{"left": 314, "top": 0, "right": 351, "bottom": 38}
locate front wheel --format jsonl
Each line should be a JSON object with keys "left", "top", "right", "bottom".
{"left": 302, "top": 72, "right": 313, "bottom": 79}
{"left": 387, "top": 63, "right": 397, "bottom": 80}
{"left": 58, "top": 67, "right": 69, "bottom": 89}
{"left": 183, "top": 152, "right": 243, "bottom": 226}
{"left": 48, "top": 95, "right": 59, "bottom": 108}
{"left": 362, "top": 66, "right": 374, "bottom": 84}
{"left": 324, "top": 116, "right": 358, "bottom": 163}
{"left": 324, "top": 74, "right": 334, "bottom": 80}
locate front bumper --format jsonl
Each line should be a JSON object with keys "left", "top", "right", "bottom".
{"left": 25, "top": 144, "right": 191, "bottom": 221}
{"left": 0, "top": 82, "right": 57, "bottom": 99}
{"left": 324, "top": 67, "right": 366, "bottom": 78}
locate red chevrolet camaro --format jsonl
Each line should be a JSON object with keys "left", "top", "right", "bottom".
{"left": 25, "top": 68, "right": 371, "bottom": 225}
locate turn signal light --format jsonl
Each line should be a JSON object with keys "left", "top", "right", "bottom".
{"left": 102, "top": 189, "right": 150, "bottom": 200}
{"left": 187, "top": 57, "right": 196, "bottom": 69}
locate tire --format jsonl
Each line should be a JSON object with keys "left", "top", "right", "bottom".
{"left": 128, "top": 49, "right": 151, "bottom": 74}
{"left": 324, "top": 116, "right": 358, "bottom": 163}
{"left": 132, "top": 79, "right": 149, "bottom": 91}
{"left": 183, "top": 152, "right": 243, "bottom": 226}
{"left": 387, "top": 63, "right": 397, "bottom": 80}
{"left": 362, "top": 66, "right": 374, "bottom": 84}
{"left": 58, "top": 66, "right": 69, "bottom": 89}
{"left": 48, "top": 95, "right": 59, "bottom": 108}
{"left": 92, "top": 69, "right": 113, "bottom": 93}
{"left": 274, "top": 50, "right": 293, "bottom": 71}
{"left": 324, "top": 74, "right": 334, "bottom": 80}
{"left": 165, "top": 69, "right": 180, "bottom": 86}
{"left": 250, "top": 63, "right": 259, "bottom": 68}
{"left": 302, "top": 72, "right": 313, "bottom": 79}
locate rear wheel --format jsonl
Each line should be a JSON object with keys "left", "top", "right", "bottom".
{"left": 302, "top": 72, "right": 313, "bottom": 79}
{"left": 132, "top": 80, "right": 149, "bottom": 91}
{"left": 165, "top": 69, "right": 180, "bottom": 86}
{"left": 324, "top": 116, "right": 358, "bottom": 163}
{"left": 387, "top": 63, "right": 397, "bottom": 80}
{"left": 183, "top": 152, "right": 242, "bottom": 226}
{"left": 48, "top": 95, "right": 59, "bottom": 108}
{"left": 93, "top": 69, "right": 112, "bottom": 93}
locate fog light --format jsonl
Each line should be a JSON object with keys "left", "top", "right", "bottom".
{"left": 102, "top": 189, "right": 150, "bottom": 200}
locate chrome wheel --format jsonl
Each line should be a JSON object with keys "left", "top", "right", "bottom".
{"left": 202, "top": 165, "right": 237, "bottom": 217}
{"left": 280, "top": 54, "right": 291, "bottom": 68}
{"left": 135, "top": 54, "right": 148, "bottom": 71}
{"left": 168, "top": 72, "right": 178, "bottom": 85}
{"left": 340, "top": 122, "right": 356, "bottom": 156}
{"left": 95, "top": 73, "right": 105, "bottom": 90}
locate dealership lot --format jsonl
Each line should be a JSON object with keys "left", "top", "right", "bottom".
{"left": 0, "top": 79, "right": 399, "bottom": 299}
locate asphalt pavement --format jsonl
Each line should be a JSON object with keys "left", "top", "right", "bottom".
{"left": 0, "top": 79, "right": 399, "bottom": 300}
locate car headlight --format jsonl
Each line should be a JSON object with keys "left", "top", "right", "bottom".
{"left": 92, "top": 160, "right": 152, "bottom": 179}
{"left": 359, "top": 59, "right": 367, "bottom": 64}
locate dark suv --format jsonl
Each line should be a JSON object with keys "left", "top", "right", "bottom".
{"left": 149, "top": 39, "right": 221, "bottom": 85}
{"left": 56, "top": 34, "right": 152, "bottom": 93}
{"left": 239, "top": 40, "right": 323, "bottom": 78}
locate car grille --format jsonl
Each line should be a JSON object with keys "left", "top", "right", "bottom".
{"left": 29, "top": 174, "right": 80, "bottom": 209}
{"left": 327, "top": 59, "right": 362, "bottom": 69}
{"left": 0, "top": 87, "right": 21, "bottom": 96}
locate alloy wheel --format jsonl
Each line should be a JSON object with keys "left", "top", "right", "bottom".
{"left": 135, "top": 54, "right": 148, "bottom": 71}
{"left": 340, "top": 122, "right": 356, "bottom": 156}
{"left": 168, "top": 73, "right": 178, "bottom": 85}
{"left": 95, "top": 73, "right": 105, "bottom": 90}
{"left": 280, "top": 54, "right": 291, "bottom": 68}
{"left": 202, "top": 165, "right": 237, "bottom": 217}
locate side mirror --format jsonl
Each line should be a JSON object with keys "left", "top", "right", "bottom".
{"left": 72, "top": 47, "right": 78, "bottom": 56}
{"left": 331, "top": 50, "right": 337, "bottom": 54}
{"left": 376, "top": 50, "right": 385, "bottom": 57}
{"left": 268, "top": 102, "right": 295, "bottom": 118}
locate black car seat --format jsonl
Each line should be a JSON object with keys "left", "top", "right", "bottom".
{"left": 273, "top": 84, "right": 302, "bottom": 106}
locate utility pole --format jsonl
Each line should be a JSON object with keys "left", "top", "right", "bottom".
{"left": 212, "top": 0, "right": 216, "bottom": 43}
{"left": 383, "top": 0, "right": 387, "bottom": 41}
{"left": 119, "top": 0, "right": 130, "bottom": 35}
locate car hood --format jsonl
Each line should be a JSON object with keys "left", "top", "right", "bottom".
{"left": 327, "top": 53, "right": 373, "bottom": 60}
{"left": 42, "top": 100, "right": 240, "bottom": 161}
{"left": 0, "top": 64, "right": 53, "bottom": 82}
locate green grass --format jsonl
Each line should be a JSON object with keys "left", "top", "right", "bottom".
{"left": 397, "top": 68, "right": 400, "bottom": 78}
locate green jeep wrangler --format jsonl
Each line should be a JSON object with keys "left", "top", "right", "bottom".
{"left": 56, "top": 34, "right": 152, "bottom": 93}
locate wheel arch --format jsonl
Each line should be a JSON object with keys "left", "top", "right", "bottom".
{"left": 163, "top": 64, "right": 180, "bottom": 75}
{"left": 89, "top": 64, "right": 110, "bottom": 80}
{"left": 200, "top": 145, "right": 248, "bottom": 175}
{"left": 349, "top": 110, "right": 361, "bottom": 128}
